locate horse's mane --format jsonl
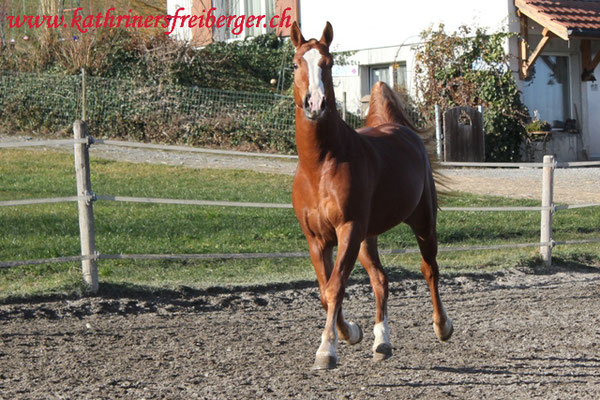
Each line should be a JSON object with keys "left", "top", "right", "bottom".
{"left": 365, "top": 82, "right": 426, "bottom": 134}
{"left": 364, "top": 82, "right": 449, "bottom": 197}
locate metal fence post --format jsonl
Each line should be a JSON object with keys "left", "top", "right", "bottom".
{"left": 342, "top": 92, "right": 347, "bottom": 122}
{"left": 478, "top": 105, "right": 485, "bottom": 160}
{"left": 540, "top": 154, "right": 555, "bottom": 266}
{"left": 73, "top": 120, "right": 98, "bottom": 292}
{"left": 435, "top": 104, "right": 442, "bottom": 160}
{"left": 81, "top": 68, "right": 87, "bottom": 122}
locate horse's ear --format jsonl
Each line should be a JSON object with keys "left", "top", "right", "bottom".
{"left": 319, "top": 21, "right": 333, "bottom": 48}
{"left": 290, "top": 21, "right": 306, "bottom": 49}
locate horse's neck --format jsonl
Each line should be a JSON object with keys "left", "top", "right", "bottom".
{"left": 295, "top": 109, "right": 349, "bottom": 170}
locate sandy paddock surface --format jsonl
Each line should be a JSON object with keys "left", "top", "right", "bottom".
{"left": 2, "top": 266, "right": 600, "bottom": 399}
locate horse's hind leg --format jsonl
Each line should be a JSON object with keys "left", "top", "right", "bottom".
{"left": 415, "top": 232, "right": 453, "bottom": 341}
{"left": 358, "top": 236, "right": 392, "bottom": 362}
{"left": 407, "top": 196, "right": 453, "bottom": 342}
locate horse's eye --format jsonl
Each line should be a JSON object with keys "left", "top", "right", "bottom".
{"left": 292, "top": 63, "right": 298, "bottom": 70}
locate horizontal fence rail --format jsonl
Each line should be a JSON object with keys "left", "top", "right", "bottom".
{"left": 439, "top": 161, "right": 600, "bottom": 168}
{"left": 0, "top": 196, "right": 86, "bottom": 207}
{"left": 5, "top": 239, "right": 600, "bottom": 270}
{"left": 0, "top": 138, "right": 89, "bottom": 148}
{"left": 95, "top": 195, "right": 294, "bottom": 209}
{"left": 0, "top": 194, "right": 555, "bottom": 212}
{"left": 1, "top": 127, "right": 599, "bottom": 292}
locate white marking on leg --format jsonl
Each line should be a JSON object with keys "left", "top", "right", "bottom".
{"left": 337, "top": 310, "right": 362, "bottom": 344}
{"left": 433, "top": 307, "right": 453, "bottom": 341}
{"left": 373, "top": 316, "right": 391, "bottom": 352}
{"left": 316, "top": 330, "right": 338, "bottom": 359}
{"left": 315, "top": 307, "right": 339, "bottom": 367}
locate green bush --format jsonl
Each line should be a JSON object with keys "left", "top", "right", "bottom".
{"left": 414, "top": 25, "right": 529, "bottom": 161}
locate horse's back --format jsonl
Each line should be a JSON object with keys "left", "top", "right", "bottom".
{"left": 356, "top": 123, "right": 431, "bottom": 235}
{"left": 357, "top": 123, "right": 429, "bottom": 177}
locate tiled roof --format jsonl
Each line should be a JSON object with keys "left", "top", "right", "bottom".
{"left": 515, "top": 0, "right": 600, "bottom": 39}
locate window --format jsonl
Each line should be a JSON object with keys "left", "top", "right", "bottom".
{"left": 522, "top": 55, "right": 571, "bottom": 128}
{"left": 393, "top": 62, "right": 407, "bottom": 92}
{"left": 214, "top": 0, "right": 275, "bottom": 41}
{"left": 368, "top": 63, "right": 407, "bottom": 93}
{"left": 369, "top": 65, "right": 392, "bottom": 90}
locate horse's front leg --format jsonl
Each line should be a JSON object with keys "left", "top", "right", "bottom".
{"left": 313, "top": 222, "right": 363, "bottom": 370}
{"left": 307, "top": 237, "right": 362, "bottom": 367}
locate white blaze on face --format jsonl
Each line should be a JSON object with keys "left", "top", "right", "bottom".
{"left": 302, "top": 48, "right": 325, "bottom": 113}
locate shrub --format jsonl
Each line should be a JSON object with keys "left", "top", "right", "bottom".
{"left": 414, "top": 25, "right": 529, "bottom": 161}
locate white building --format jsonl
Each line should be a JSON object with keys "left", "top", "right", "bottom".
{"left": 168, "top": 0, "right": 600, "bottom": 161}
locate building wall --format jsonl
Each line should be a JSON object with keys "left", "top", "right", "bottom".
{"left": 166, "top": 0, "right": 298, "bottom": 46}
{"left": 511, "top": 17, "right": 600, "bottom": 160}
{"left": 167, "top": 0, "right": 194, "bottom": 42}
{"left": 298, "top": 0, "right": 514, "bottom": 115}
{"left": 582, "top": 41, "right": 600, "bottom": 159}
{"left": 164, "top": 0, "right": 599, "bottom": 160}
{"left": 298, "top": 0, "right": 599, "bottom": 160}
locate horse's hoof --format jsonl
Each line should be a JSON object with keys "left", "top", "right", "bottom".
{"left": 312, "top": 354, "right": 338, "bottom": 370}
{"left": 373, "top": 343, "right": 393, "bottom": 363}
{"left": 434, "top": 317, "right": 453, "bottom": 342}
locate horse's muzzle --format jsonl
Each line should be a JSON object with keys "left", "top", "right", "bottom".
{"left": 303, "top": 93, "right": 327, "bottom": 120}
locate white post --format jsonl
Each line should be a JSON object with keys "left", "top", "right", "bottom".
{"left": 540, "top": 154, "right": 555, "bottom": 267}
{"left": 478, "top": 105, "right": 485, "bottom": 160}
{"left": 81, "top": 68, "right": 87, "bottom": 122}
{"left": 73, "top": 120, "right": 98, "bottom": 293}
{"left": 342, "top": 91, "right": 347, "bottom": 122}
{"left": 435, "top": 104, "right": 442, "bottom": 160}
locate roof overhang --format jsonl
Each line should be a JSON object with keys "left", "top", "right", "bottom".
{"left": 515, "top": 0, "right": 569, "bottom": 40}
{"left": 514, "top": 0, "right": 600, "bottom": 81}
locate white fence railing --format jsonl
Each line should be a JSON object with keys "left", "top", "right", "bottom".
{"left": 1, "top": 121, "right": 599, "bottom": 293}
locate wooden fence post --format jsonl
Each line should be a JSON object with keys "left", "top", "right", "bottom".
{"left": 73, "top": 120, "right": 98, "bottom": 293}
{"left": 540, "top": 154, "right": 555, "bottom": 266}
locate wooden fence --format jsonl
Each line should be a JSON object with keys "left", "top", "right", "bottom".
{"left": 1, "top": 121, "right": 599, "bottom": 293}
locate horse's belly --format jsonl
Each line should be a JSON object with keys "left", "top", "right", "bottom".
{"left": 366, "top": 180, "right": 424, "bottom": 235}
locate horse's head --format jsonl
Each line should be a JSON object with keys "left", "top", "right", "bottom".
{"left": 290, "top": 21, "right": 334, "bottom": 121}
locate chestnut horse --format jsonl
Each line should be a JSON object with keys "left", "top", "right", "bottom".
{"left": 290, "top": 21, "right": 453, "bottom": 370}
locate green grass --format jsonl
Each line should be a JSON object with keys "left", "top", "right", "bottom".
{"left": 1, "top": 148, "right": 599, "bottom": 300}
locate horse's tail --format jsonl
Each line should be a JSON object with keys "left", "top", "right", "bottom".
{"left": 364, "top": 82, "right": 449, "bottom": 197}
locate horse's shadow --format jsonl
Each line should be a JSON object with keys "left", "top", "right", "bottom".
{"left": 1, "top": 257, "right": 597, "bottom": 308}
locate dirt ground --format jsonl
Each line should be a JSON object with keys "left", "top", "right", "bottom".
{"left": 2, "top": 264, "right": 600, "bottom": 399}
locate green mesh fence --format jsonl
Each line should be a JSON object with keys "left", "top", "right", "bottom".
{"left": 0, "top": 71, "right": 368, "bottom": 153}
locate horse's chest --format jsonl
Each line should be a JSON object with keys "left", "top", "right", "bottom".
{"left": 301, "top": 201, "right": 339, "bottom": 242}
{"left": 293, "top": 167, "right": 351, "bottom": 242}
{"left": 293, "top": 184, "right": 342, "bottom": 239}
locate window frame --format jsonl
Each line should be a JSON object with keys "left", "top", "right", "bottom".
{"left": 217, "top": 0, "right": 276, "bottom": 41}
{"left": 368, "top": 64, "right": 394, "bottom": 91}
{"left": 522, "top": 52, "right": 573, "bottom": 126}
